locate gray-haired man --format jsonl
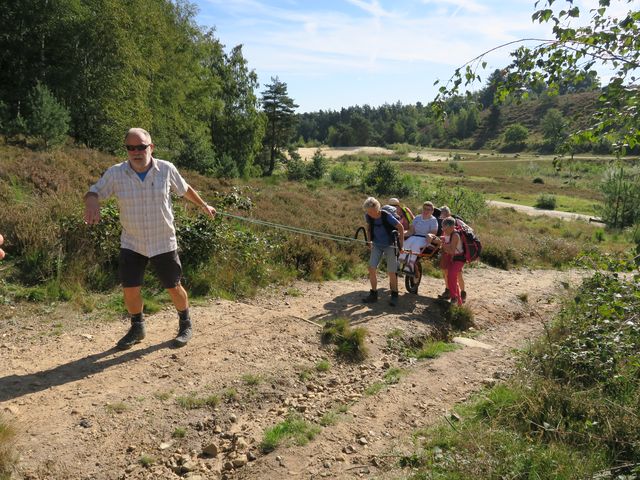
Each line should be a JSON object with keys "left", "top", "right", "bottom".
{"left": 84, "top": 128, "right": 216, "bottom": 349}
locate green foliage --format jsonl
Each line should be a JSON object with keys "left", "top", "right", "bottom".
{"left": 362, "top": 158, "right": 412, "bottom": 196}
{"left": 446, "top": 304, "right": 474, "bottom": 330}
{"left": 175, "top": 392, "right": 220, "bottom": 409}
{"left": 534, "top": 193, "right": 557, "bottom": 210}
{"left": 434, "top": 0, "right": 640, "bottom": 151}
{"left": 502, "top": 123, "right": 529, "bottom": 151}
{"left": 285, "top": 149, "right": 307, "bottom": 181}
{"left": 260, "top": 77, "right": 299, "bottom": 176}
{"left": 419, "top": 182, "right": 485, "bottom": 223}
{"left": 174, "top": 130, "right": 217, "bottom": 176}
{"left": 321, "top": 318, "right": 368, "bottom": 362}
{"left": 414, "top": 341, "right": 459, "bottom": 359}
{"left": 210, "top": 45, "right": 265, "bottom": 177}
{"left": 24, "top": 83, "right": 70, "bottom": 148}
{"left": 600, "top": 164, "right": 640, "bottom": 229}
{"left": 401, "top": 268, "right": 640, "bottom": 479}
{"left": 540, "top": 108, "right": 567, "bottom": 153}
{"left": 138, "top": 454, "right": 156, "bottom": 468}
{"left": 315, "top": 359, "right": 331, "bottom": 372}
{"left": 307, "top": 148, "right": 328, "bottom": 180}
{"left": 260, "top": 415, "right": 320, "bottom": 453}
{"left": 329, "top": 163, "right": 359, "bottom": 185}
{"left": 172, "top": 427, "right": 187, "bottom": 439}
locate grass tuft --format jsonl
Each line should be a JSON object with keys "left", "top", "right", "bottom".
{"left": 175, "top": 393, "right": 220, "bottom": 409}
{"left": 0, "top": 415, "right": 17, "bottom": 480}
{"left": 172, "top": 427, "right": 187, "bottom": 439}
{"left": 446, "top": 304, "right": 475, "bottom": 330}
{"left": 321, "top": 318, "right": 368, "bottom": 362}
{"left": 414, "top": 341, "right": 459, "bottom": 359}
{"left": 260, "top": 415, "right": 321, "bottom": 453}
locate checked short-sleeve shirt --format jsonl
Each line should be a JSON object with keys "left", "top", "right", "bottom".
{"left": 89, "top": 158, "right": 188, "bottom": 258}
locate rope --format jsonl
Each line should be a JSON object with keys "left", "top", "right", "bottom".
{"left": 218, "top": 211, "right": 369, "bottom": 245}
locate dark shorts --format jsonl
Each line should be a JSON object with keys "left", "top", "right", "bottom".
{"left": 119, "top": 249, "right": 182, "bottom": 289}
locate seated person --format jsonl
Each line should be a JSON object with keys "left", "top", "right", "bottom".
{"left": 398, "top": 201, "right": 439, "bottom": 273}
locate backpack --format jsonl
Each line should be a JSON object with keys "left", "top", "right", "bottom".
{"left": 399, "top": 206, "right": 415, "bottom": 223}
{"left": 367, "top": 209, "right": 398, "bottom": 243}
{"left": 452, "top": 224, "right": 482, "bottom": 263}
{"left": 381, "top": 204, "right": 401, "bottom": 221}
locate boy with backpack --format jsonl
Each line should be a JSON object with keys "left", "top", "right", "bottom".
{"left": 362, "top": 197, "right": 405, "bottom": 307}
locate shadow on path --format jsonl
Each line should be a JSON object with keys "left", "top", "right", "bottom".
{"left": 0, "top": 340, "right": 173, "bottom": 403}
{"left": 309, "top": 286, "right": 444, "bottom": 326}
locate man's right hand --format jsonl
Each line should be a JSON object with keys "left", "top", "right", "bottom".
{"left": 84, "top": 194, "right": 101, "bottom": 224}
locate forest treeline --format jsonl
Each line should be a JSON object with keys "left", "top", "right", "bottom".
{"left": 294, "top": 70, "right": 612, "bottom": 154}
{"left": 0, "top": 0, "right": 630, "bottom": 181}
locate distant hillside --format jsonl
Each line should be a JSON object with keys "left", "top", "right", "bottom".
{"left": 295, "top": 90, "right": 606, "bottom": 153}
{"left": 470, "top": 91, "right": 600, "bottom": 151}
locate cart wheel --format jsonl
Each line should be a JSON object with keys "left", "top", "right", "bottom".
{"left": 405, "top": 261, "right": 422, "bottom": 294}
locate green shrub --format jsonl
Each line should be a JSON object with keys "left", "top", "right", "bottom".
{"left": 532, "top": 176, "right": 544, "bottom": 184}
{"left": 502, "top": 123, "right": 529, "bottom": 152}
{"left": 329, "top": 164, "right": 358, "bottom": 184}
{"left": 286, "top": 156, "right": 307, "bottom": 181}
{"left": 362, "top": 158, "right": 412, "bottom": 196}
{"left": 307, "top": 148, "right": 328, "bottom": 180}
{"left": 480, "top": 243, "right": 521, "bottom": 270}
{"left": 535, "top": 194, "right": 557, "bottom": 210}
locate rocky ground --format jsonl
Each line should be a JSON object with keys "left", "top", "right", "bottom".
{"left": 0, "top": 265, "right": 584, "bottom": 479}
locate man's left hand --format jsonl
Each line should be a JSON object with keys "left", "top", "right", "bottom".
{"left": 203, "top": 204, "right": 216, "bottom": 219}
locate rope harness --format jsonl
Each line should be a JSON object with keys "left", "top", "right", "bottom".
{"left": 217, "top": 211, "right": 432, "bottom": 257}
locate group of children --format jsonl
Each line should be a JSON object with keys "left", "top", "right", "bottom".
{"left": 362, "top": 196, "right": 469, "bottom": 307}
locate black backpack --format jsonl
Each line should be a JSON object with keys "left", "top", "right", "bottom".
{"left": 366, "top": 210, "right": 398, "bottom": 243}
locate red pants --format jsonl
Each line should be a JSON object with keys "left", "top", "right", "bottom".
{"left": 447, "top": 260, "right": 465, "bottom": 305}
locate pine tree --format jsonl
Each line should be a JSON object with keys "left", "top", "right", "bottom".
{"left": 260, "top": 77, "right": 298, "bottom": 176}
{"left": 25, "top": 83, "right": 70, "bottom": 148}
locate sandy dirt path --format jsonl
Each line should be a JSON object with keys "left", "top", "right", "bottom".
{"left": 1, "top": 266, "right": 584, "bottom": 479}
{"left": 486, "top": 199, "right": 603, "bottom": 223}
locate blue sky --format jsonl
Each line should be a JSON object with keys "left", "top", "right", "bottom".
{"left": 193, "top": 0, "right": 615, "bottom": 112}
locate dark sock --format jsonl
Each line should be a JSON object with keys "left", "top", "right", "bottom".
{"left": 178, "top": 308, "right": 190, "bottom": 322}
{"left": 131, "top": 312, "right": 143, "bottom": 323}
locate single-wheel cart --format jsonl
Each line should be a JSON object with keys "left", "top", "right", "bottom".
{"left": 354, "top": 226, "right": 441, "bottom": 295}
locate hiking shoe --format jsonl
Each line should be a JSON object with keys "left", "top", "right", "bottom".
{"left": 116, "top": 321, "right": 146, "bottom": 350}
{"left": 461, "top": 290, "right": 467, "bottom": 303}
{"left": 362, "top": 290, "right": 378, "bottom": 304}
{"left": 174, "top": 319, "right": 193, "bottom": 347}
{"left": 389, "top": 291, "right": 399, "bottom": 307}
{"left": 438, "top": 288, "right": 450, "bottom": 300}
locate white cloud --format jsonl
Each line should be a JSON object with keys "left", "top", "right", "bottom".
{"left": 420, "top": 0, "right": 488, "bottom": 14}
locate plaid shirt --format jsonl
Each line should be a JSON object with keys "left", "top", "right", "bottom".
{"left": 89, "top": 158, "right": 189, "bottom": 257}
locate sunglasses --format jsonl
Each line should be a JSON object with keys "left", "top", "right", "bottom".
{"left": 124, "top": 144, "right": 150, "bottom": 151}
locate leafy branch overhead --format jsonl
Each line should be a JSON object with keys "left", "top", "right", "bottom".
{"left": 434, "top": 0, "right": 640, "bottom": 150}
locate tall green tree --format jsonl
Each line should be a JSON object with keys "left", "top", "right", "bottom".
{"left": 260, "top": 77, "right": 298, "bottom": 176}
{"left": 210, "top": 45, "right": 265, "bottom": 177}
